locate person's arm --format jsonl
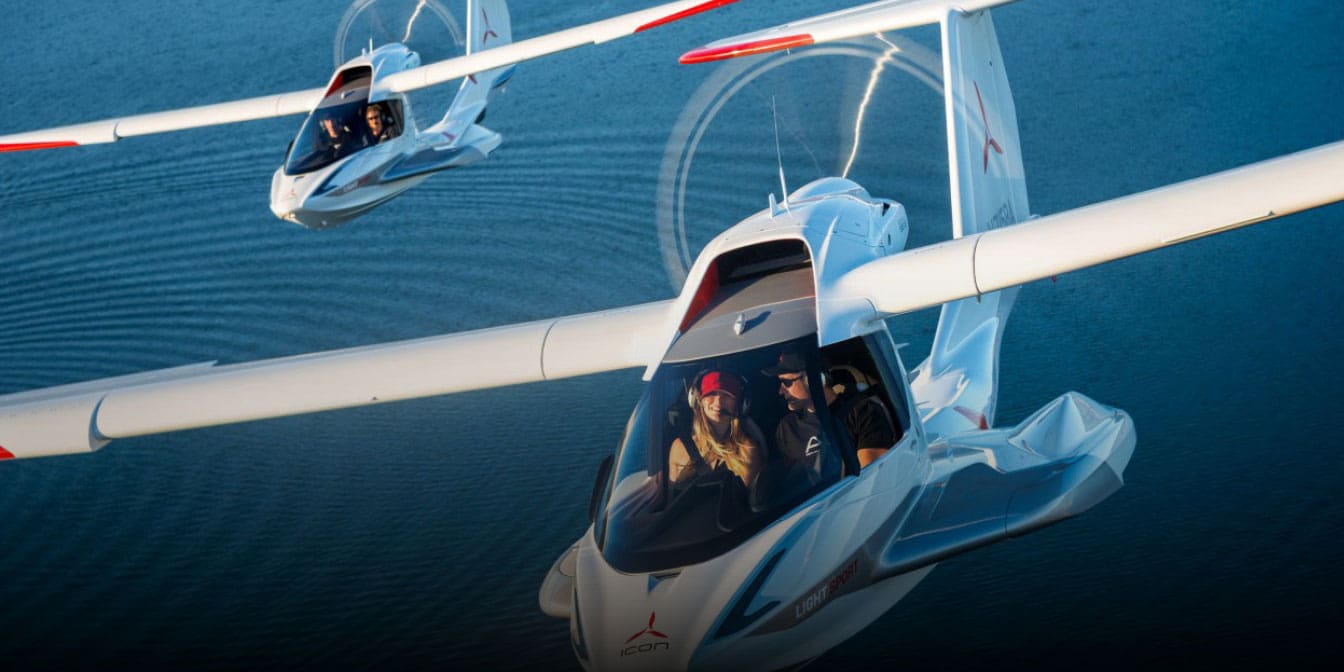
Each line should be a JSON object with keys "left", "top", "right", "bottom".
{"left": 742, "top": 434, "right": 765, "bottom": 487}
{"left": 668, "top": 437, "right": 692, "bottom": 482}
{"left": 852, "top": 398, "right": 896, "bottom": 468}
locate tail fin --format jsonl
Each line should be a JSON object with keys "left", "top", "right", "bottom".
{"left": 911, "top": 8, "right": 1030, "bottom": 439}
{"left": 943, "top": 9, "right": 1028, "bottom": 238}
{"left": 431, "top": 0, "right": 514, "bottom": 136}
{"left": 465, "top": 0, "right": 511, "bottom": 57}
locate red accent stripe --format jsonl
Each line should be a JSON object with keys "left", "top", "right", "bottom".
{"left": 678, "top": 262, "right": 720, "bottom": 332}
{"left": 0, "top": 141, "right": 79, "bottom": 153}
{"left": 0, "top": 445, "right": 14, "bottom": 460}
{"left": 952, "top": 406, "right": 989, "bottom": 430}
{"left": 636, "top": 0, "right": 738, "bottom": 33}
{"left": 679, "top": 34, "right": 815, "bottom": 64}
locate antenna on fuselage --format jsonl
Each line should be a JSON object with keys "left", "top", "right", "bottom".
{"left": 771, "top": 97, "right": 790, "bottom": 214}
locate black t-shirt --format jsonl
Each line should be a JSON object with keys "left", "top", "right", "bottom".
{"left": 775, "top": 410, "right": 824, "bottom": 469}
{"left": 775, "top": 394, "right": 899, "bottom": 470}
{"left": 838, "top": 393, "right": 899, "bottom": 451}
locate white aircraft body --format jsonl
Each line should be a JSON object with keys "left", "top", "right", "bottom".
{"left": 1, "top": 0, "right": 1342, "bottom": 670}
{"left": 0, "top": 0, "right": 737, "bottom": 229}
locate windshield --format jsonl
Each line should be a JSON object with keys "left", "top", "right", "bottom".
{"left": 597, "top": 335, "right": 845, "bottom": 573}
{"left": 284, "top": 69, "right": 376, "bottom": 176}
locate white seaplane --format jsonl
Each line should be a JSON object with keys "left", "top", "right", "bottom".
{"left": 0, "top": 0, "right": 737, "bottom": 229}
{"left": 2, "top": 0, "right": 1342, "bottom": 670}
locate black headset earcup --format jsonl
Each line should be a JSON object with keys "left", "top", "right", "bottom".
{"left": 686, "top": 370, "right": 703, "bottom": 411}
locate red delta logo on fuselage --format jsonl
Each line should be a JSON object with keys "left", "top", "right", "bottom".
{"left": 620, "top": 611, "right": 671, "bottom": 657}
{"left": 973, "top": 81, "right": 1004, "bottom": 173}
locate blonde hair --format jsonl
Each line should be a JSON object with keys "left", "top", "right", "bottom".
{"left": 690, "top": 402, "right": 757, "bottom": 485}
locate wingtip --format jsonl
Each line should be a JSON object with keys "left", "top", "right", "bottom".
{"left": 636, "top": 0, "right": 739, "bottom": 34}
{"left": 679, "top": 34, "right": 816, "bottom": 64}
{"left": 0, "top": 141, "right": 80, "bottom": 153}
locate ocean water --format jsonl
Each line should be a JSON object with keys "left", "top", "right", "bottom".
{"left": 1, "top": 0, "right": 1341, "bottom": 670}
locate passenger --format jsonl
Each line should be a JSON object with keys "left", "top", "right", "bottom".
{"left": 765, "top": 345, "right": 898, "bottom": 471}
{"left": 667, "top": 370, "right": 765, "bottom": 488}
{"left": 364, "top": 102, "right": 394, "bottom": 145}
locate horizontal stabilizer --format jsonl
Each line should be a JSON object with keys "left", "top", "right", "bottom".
{"left": 0, "top": 301, "right": 672, "bottom": 460}
{"left": 680, "top": 0, "right": 1020, "bottom": 63}
{"left": 838, "top": 140, "right": 1344, "bottom": 318}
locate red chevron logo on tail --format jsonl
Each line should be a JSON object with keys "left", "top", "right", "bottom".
{"left": 974, "top": 81, "right": 1003, "bottom": 173}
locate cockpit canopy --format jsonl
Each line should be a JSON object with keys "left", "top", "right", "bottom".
{"left": 595, "top": 239, "right": 913, "bottom": 574}
{"left": 597, "top": 334, "right": 846, "bottom": 573}
{"left": 283, "top": 66, "right": 404, "bottom": 176}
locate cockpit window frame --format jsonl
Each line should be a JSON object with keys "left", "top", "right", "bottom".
{"left": 282, "top": 67, "right": 376, "bottom": 176}
{"left": 596, "top": 334, "right": 846, "bottom": 574}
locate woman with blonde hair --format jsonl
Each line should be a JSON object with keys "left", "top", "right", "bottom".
{"left": 668, "top": 369, "right": 764, "bottom": 488}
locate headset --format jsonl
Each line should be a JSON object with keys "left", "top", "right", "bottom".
{"left": 686, "top": 369, "right": 751, "bottom": 418}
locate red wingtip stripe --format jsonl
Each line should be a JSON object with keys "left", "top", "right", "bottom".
{"left": 679, "top": 34, "right": 815, "bottom": 64}
{"left": 0, "top": 141, "right": 79, "bottom": 153}
{"left": 636, "top": 0, "right": 738, "bottom": 33}
{"left": 0, "top": 445, "right": 14, "bottom": 460}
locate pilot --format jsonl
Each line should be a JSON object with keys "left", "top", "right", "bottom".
{"left": 364, "top": 102, "right": 394, "bottom": 145}
{"left": 765, "top": 345, "right": 898, "bottom": 471}
{"left": 317, "top": 113, "right": 352, "bottom": 158}
{"left": 667, "top": 369, "right": 764, "bottom": 488}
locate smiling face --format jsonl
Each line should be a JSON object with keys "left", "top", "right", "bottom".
{"left": 700, "top": 390, "right": 738, "bottom": 425}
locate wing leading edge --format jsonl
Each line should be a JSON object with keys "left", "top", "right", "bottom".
{"left": 0, "top": 301, "right": 672, "bottom": 460}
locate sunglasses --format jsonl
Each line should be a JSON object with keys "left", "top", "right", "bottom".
{"left": 777, "top": 374, "right": 806, "bottom": 387}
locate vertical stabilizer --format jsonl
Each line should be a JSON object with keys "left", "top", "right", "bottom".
{"left": 428, "top": 0, "right": 514, "bottom": 137}
{"left": 911, "top": 8, "right": 1030, "bottom": 440}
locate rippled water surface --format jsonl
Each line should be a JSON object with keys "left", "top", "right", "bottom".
{"left": 1, "top": 0, "right": 1342, "bottom": 669}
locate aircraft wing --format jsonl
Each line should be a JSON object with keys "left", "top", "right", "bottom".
{"left": 0, "top": 0, "right": 738, "bottom": 152}
{"left": 0, "top": 88, "right": 328, "bottom": 151}
{"left": 834, "top": 140, "right": 1344, "bottom": 317}
{"left": 381, "top": 0, "right": 739, "bottom": 93}
{"left": 0, "top": 301, "right": 672, "bottom": 460}
{"left": 679, "top": 0, "right": 1020, "bottom": 63}
{"left": 3, "top": 143, "right": 1341, "bottom": 462}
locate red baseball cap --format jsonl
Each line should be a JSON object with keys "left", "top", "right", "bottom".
{"left": 698, "top": 371, "right": 743, "bottom": 398}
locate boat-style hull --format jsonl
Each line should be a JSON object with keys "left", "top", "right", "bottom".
{"left": 544, "top": 381, "right": 1134, "bottom": 670}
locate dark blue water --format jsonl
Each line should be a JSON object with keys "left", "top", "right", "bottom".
{"left": 1, "top": 0, "right": 1341, "bottom": 670}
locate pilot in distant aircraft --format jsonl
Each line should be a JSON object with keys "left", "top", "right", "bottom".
{"left": 364, "top": 103, "right": 396, "bottom": 145}
{"left": 317, "top": 113, "right": 354, "bottom": 160}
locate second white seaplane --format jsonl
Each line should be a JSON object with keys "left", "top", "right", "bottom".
{"left": 2, "top": 0, "right": 1342, "bottom": 669}
{"left": 0, "top": 0, "right": 738, "bottom": 229}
